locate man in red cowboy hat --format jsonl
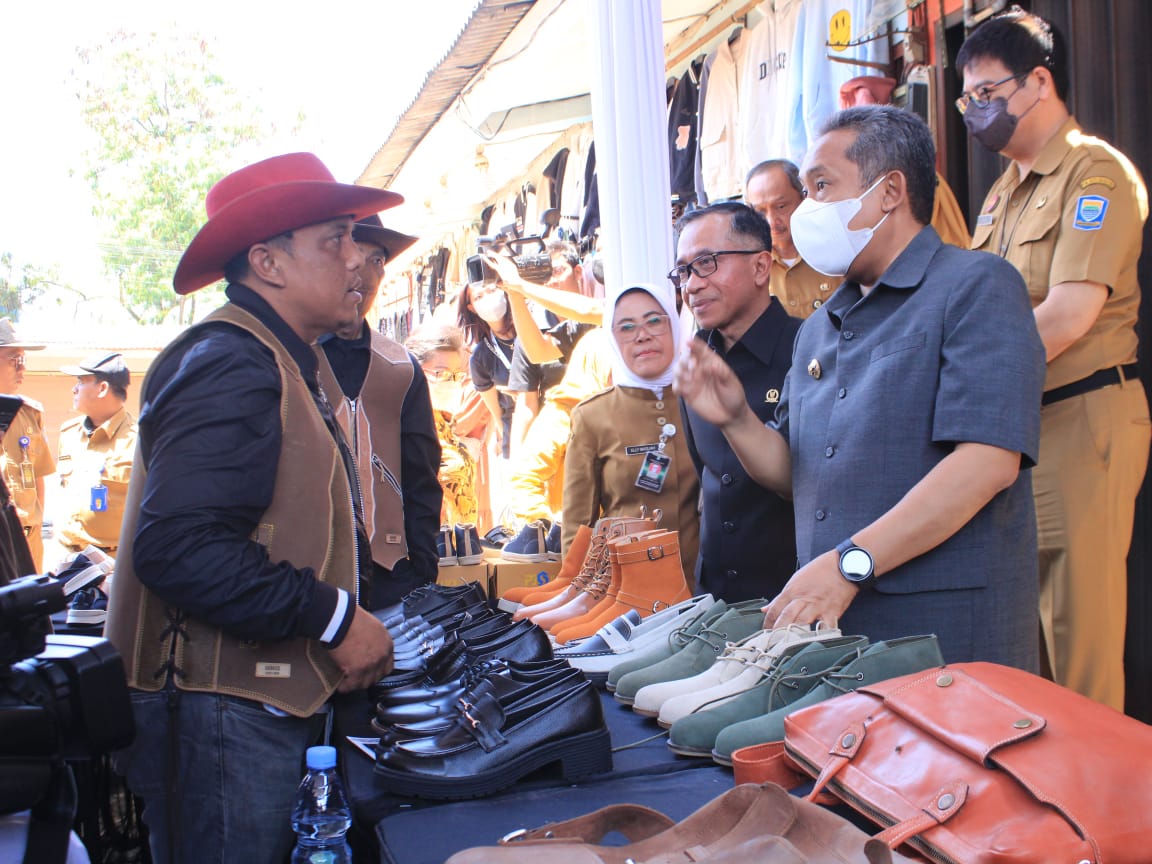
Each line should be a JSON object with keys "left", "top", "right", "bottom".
{"left": 317, "top": 215, "right": 444, "bottom": 610}
{"left": 106, "top": 152, "right": 402, "bottom": 863}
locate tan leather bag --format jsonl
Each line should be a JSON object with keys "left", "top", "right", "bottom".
{"left": 784, "top": 662, "right": 1152, "bottom": 864}
{"left": 444, "top": 782, "right": 922, "bottom": 863}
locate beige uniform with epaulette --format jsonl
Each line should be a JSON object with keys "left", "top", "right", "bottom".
{"left": 54, "top": 406, "right": 138, "bottom": 559}
{"left": 1, "top": 397, "right": 54, "bottom": 570}
{"left": 972, "top": 116, "right": 1150, "bottom": 710}
{"left": 768, "top": 253, "right": 834, "bottom": 320}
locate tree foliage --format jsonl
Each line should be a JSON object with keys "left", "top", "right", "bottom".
{"left": 0, "top": 253, "right": 69, "bottom": 319}
{"left": 73, "top": 30, "right": 281, "bottom": 324}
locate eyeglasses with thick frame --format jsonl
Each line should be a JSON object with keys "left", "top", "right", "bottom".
{"left": 426, "top": 368, "right": 467, "bottom": 383}
{"left": 666, "top": 249, "right": 766, "bottom": 289}
{"left": 612, "top": 313, "right": 671, "bottom": 343}
{"left": 954, "top": 72, "right": 1028, "bottom": 114}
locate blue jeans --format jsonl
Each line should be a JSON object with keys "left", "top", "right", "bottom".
{"left": 112, "top": 690, "right": 325, "bottom": 864}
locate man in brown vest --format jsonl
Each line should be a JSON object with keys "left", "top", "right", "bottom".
{"left": 106, "top": 153, "right": 401, "bottom": 863}
{"left": 318, "top": 214, "right": 442, "bottom": 609}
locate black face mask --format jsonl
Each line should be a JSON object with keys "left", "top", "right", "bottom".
{"left": 963, "top": 97, "right": 1019, "bottom": 153}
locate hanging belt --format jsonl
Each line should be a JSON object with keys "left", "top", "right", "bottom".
{"left": 1042, "top": 363, "right": 1140, "bottom": 406}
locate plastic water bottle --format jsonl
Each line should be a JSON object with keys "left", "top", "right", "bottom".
{"left": 290, "top": 745, "right": 353, "bottom": 864}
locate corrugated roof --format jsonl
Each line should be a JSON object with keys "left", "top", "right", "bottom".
{"left": 357, "top": 0, "right": 537, "bottom": 189}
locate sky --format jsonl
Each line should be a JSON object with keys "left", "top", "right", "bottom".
{"left": 0, "top": 0, "right": 480, "bottom": 303}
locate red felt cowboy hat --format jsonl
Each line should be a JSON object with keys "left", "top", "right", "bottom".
{"left": 173, "top": 152, "right": 404, "bottom": 295}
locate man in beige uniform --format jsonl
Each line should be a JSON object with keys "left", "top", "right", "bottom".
{"left": 54, "top": 353, "right": 138, "bottom": 564}
{"left": 744, "top": 160, "right": 835, "bottom": 319}
{"left": 0, "top": 318, "right": 53, "bottom": 570}
{"left": 959, "top": 9, "right": 1149, "bottom": 710}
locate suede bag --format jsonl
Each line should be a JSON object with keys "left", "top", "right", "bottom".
{"left": 783, "top": 662, "right": 1152, "bottom": 864}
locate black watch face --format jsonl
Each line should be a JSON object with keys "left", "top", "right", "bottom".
{"left": 841, "top": 548, "right": 873, "bottom": 580}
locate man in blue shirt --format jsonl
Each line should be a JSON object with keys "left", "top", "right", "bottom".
{"left": 676, "top": 106, "right": 1046, "bottom": 668}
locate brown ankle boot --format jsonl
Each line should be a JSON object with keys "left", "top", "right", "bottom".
{"left": 552, "top": 530, "right": 690, "bottom": 643}
{"left": 502, "top": 523, "right": 593, "bottom": 606}
{"left": 551, "top": 530, "right": 671, "bottom": 644}
{"left": 514, "top": 512, "right": 658, "bottom": 621}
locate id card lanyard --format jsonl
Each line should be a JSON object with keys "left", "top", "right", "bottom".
{"left": 635, "top": 423, "right": 677, "bottom": 494}
{"left": 17, "top": 436, "right": 35, "bottom": 489}
{"left": 90, "top": 466, "right": 109, "bottom": 512}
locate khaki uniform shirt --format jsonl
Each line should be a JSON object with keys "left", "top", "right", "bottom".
{"left": 971, "top": 116, "right": 1149, "bottom": 390}
{"left": 563, "top": 385, "right": 700, "bottom": 586}
{"left": 56, "top": 406, "right": 138, "bottom": 550}
{"left": 769, "top": 252, "right": 835, "bottom": 319}
{"left": 1, "top": 398, "right": 54, "bottom": 533}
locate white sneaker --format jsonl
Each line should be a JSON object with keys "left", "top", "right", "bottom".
{"left": 632, "top": 623, "right": 839, "bottom": 718}
{"left": 655, "top": 623, "right": 841, "bottom": 726}
{"left": 556, "top": 595, "right": 715, "bottom": 683}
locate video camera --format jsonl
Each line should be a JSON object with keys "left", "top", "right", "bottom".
{"left": 0, "top": 394, "right": 135, "bottom": 863}
{"left": 466, "top": 210, "right": 563, "bottom": 287}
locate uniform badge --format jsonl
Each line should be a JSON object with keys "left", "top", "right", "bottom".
{"left": 976, "top": 214, "right": 995, "bottom": 227}
{"left": 1073, "top": 195, "right": 1109, "bottom": 231}
{"left": 765, "top": 388, "right": 780, "bottom": 403}
{"left": 1080, "top": 176, "right": 1116, "bottom": 190}
{"left": 984, "top": 193, "right": 1000, "bottom": 212}
{"left": 807, "top": 358, "right": 821, "bottom": 379}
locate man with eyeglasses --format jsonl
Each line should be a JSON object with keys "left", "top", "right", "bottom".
{"left": 0, "top": 318, "right": 54, "bottom": 571}
{"left": 677, "top": 105, "right": 1046, "bottom": 670}
{"left": 318, "top": 213, "right": 443, "bottom": 610}
{"left": 958, "top": 9, "right": 1148, "bottom": 710}
{"left": 745, "top": 160, "right": 835, "bottom": 319}
{"left": 673, "top": 201, "right": 801, "bottom": 602}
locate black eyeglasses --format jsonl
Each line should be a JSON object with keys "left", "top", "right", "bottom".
{"left": 613, "top": 313, "right": 671, "bottom": 342}
{"left": 667, "top": 250, "right": 766, "bottom": 288}
{"left": 955, "top": 73, "right": 1027, "bottom": 114}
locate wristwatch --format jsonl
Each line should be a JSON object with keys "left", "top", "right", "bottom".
{"left": 835, "top": 538, "right": 875, "bottom": 590}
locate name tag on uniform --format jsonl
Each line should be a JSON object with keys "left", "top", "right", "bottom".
{"left": 976, "top": 214, "right": 995, "bottom": 227}
{"left": 625, "top": 443, "right": 660, "bottom": 456}
{"left": 256, "top": 662, "right": 292, "bottom": 678}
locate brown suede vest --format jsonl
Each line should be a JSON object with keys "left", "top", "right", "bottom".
{"left": 106, "top": 304, "right": 356, "bottom": 717}
{"left": 316, "top": 330, "right": 412, "bottom": 569}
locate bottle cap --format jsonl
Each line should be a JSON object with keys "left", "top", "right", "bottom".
{"left": 306, "top": 745, "right": 338, "bottom": 770}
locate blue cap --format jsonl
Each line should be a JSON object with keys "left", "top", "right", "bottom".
{"left": 306, "top": 745, "right": 337, "bottom": 770}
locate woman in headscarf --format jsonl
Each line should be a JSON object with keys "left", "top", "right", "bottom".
{"left": 561, "top": 283, "right": 700, "bottom": 588}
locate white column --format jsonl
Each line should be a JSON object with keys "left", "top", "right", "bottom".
{"left": 586, "top": 0, "right": 676, "bottom": 307}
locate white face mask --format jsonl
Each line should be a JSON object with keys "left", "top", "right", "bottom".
{"left": 790, "top": 174, "right": 891, "bottom": 277}
{"left": 428, "top": 378, "right": 461, "bottom": 415}
{"left": 471, "top": 290, "right": 508, "bottom": 323}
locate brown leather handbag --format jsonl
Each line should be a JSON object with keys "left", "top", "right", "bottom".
{"left": 783, "top": 661, "right": 1152, "bottom": 864}
{"left": 444, "top": 782, "right": 922, "bottom": 863}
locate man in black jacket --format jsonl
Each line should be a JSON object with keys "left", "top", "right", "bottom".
{"left": 672, "top": 202, "right": 800, "bottom": 601}
{"left": 319, "top": 214, "right": 442, "bottom": 609}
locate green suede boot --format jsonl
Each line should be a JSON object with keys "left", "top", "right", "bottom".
{"left": 667, "top": 635, "right": 870, "bottom": 757}
{"left": 604, "top": 599, "right": 727, "bottom": 692}
{"left": 711, "top": 633, "right": 944, "bottom": 765}
{"left": 612, "top": 599, "right": 768, "bottom": 705}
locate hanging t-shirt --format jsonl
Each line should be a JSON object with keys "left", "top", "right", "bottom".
{"left": 693, "top": 50, "right": 716, "bottom": 207}
{"left": 698, "top": 30, "right": 746, "bottom": 202}
{"left": 738, "top": 0, "right": 804, "bottom": 173}
{"left": 787, "top": 0, "right": 889, "bottom": 164}
{"left": 668, "top": 60, "right": 702, "bottom": 204}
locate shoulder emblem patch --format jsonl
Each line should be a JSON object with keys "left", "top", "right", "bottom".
{"left": 1080, "top": 176, "right": 1116, "bottom": 190}
{"left": 1073, "top": 195, "right": 1109, "bottom": 231}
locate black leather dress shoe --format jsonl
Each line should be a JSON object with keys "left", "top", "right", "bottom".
{"left": 373, "top": 676, "right": 611, "bottom": 799}
{"left": 374, "top": 659, "right": 574, "bottom": 724}
{"left": 373, "top": 672, "right": 586, "bottom": 744}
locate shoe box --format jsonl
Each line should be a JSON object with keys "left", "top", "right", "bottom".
{"left": 436, "top": 563, "right": 488, "bottom": 595}
{"left": 484, "top": 550, "right": 561, "bottom": 599}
